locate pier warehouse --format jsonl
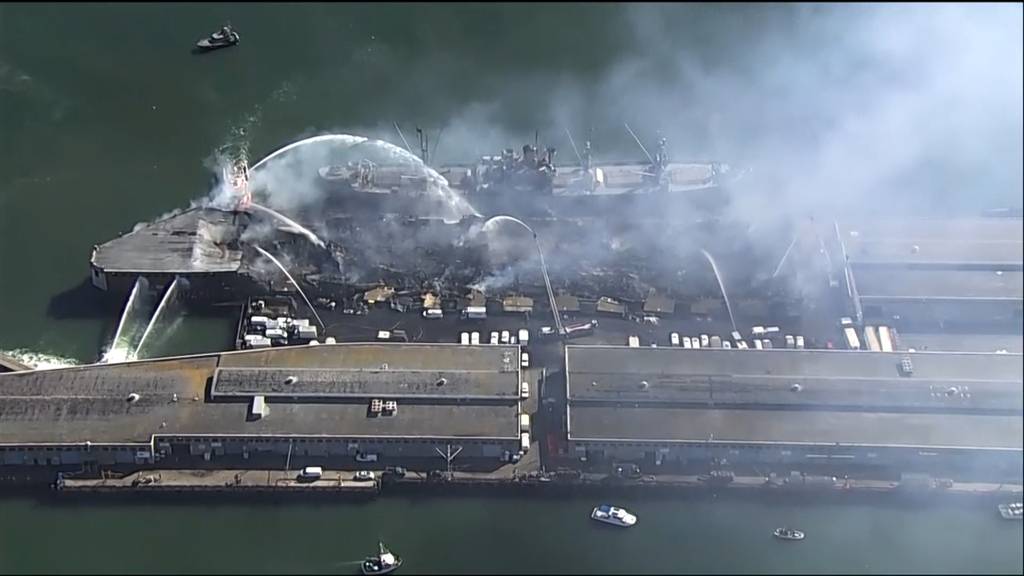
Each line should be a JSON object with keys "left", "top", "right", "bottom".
{"left": 564, "top": 346, "right": 1023, "bottom": 482}
{"left": 0, "top": 344, "right": 523, "bottom": 469}
{"left": 836, "top": 218, "right": 1024, "bottom": 331}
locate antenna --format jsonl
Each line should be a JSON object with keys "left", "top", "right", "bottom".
{"left": 393, "top": 122, "right": 414, "bottom": 156}
{"left": 416, "top": 127, "right": 428, "bottom": 165}
{"left": 623, "top": 122, "right": 654, "bottom": 165}
{"left": 431, "top": 126, "right": 444, "bottom": 164}
{"left": 563, "top": 126, "right": 583, "bottom": 164}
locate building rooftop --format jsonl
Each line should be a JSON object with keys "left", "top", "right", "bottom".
{"left": 91, "top": 208, "right": 244, "bottom": 274}
{"left": 0, "top": 344, "right": 521, "bottom": 446}
{"left": 565, "top": 346, "right": 1023, "bottom": 412}
{"left": 853, "top": 269, "right": 1023, "bottom": 301}
{"left": 839, "top": 218, "right": 1024, "bottom": 244}
{"left": 569, "top": 405, "right": 1023, "bottom": 450}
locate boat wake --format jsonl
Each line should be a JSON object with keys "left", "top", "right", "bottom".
{"left": 1, "top": 348, "right": 80, "bottom": 370}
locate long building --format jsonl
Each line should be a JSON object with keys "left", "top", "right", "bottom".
{"left": 0, "top": 344, "right": 524, "bottom": 469}
{"left": 836, "top": 218, "right": 1024, "bottom": 329}
{"left": 564, "top": 346, "right": 1023, "bottom": 480}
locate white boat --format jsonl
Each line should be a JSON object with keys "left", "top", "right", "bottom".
{"left": 590, "top": 505, "right": 637, "bottom": 527}
{"left": 773, "top": 527, "right": 805, "bottom": 541}
{"left": 361, "top": 541, "right": 402, "bottom": 575}
{"left": 998, "top": 502, "right": 1023, "bottom": 520}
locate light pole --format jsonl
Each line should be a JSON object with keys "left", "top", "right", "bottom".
{"left": 482, "top": 216, "right": 564, "bottom": 337}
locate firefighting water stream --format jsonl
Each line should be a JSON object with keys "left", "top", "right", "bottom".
{"left": 253, "top": 245, "right": 326, "bottom": 330}
{"left": 701, "top": 249, "right": 738, "bottom": 335}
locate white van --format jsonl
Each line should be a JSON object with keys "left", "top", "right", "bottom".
{"left": 500, "top": 330, "right": 511, "bottom": 344}
{"left": 460, "top": 332, "right": 470, "bottom": 345}
{"left": 700, "top": 334, "right": 710, "bottom": 348}
{"left": 518, "top": 329, "right": 530, "bottom": 346}
{"left": 520, "top": 352, "right": 530, "bottom": 368}
{"left": 520, "top": 432, "right": 531, "bottom": 453}
{"left": 670, "top": 332, "right": 680, "bottom": 347}
{"left": 471, "top": 331, "right": 481, "bottom": 345}
{"left": 628, "top": 335, "right": 640, "bottom": 348}
{"left": 519, "top": 414, "right": 531, "bottom": 433}
{"left": 490, "top": 331, "right": 500, "bottom": 345}
{"left": 299, "top": 466, "right": 323, "bottom": 480}
{"left": 520, "top": 381, "right": 530, "bottom": 399}
{"left": 682, "top": 336, "right": 692, "bottom": 349}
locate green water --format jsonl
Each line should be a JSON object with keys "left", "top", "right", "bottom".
{"left": 1, "top": 3, "right": 1022, "bottom": 574}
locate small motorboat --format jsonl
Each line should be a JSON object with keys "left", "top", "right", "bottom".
{"left": 998, "top": 502, "right": 1023, "bottom": 520}
{"left": 361, "top": 541, "right": 402, "bottom": 575}
{"left": 196, "top": 25, "right": 240, "bottom": 51}
{"left": 773, "top": 527, "right": 805, "bottom": 541}
{"left": 590, "top": 504, "right": 637, "bottom": 528}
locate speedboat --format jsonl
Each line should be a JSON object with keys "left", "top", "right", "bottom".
{"left": 998, "top": 502, "right": 1023, "bottom": 520}
{"left": 196, "top": 26, "right": 240, "bottom": 51}
{"left": 773, "top": 527, "right": 805, "bottom": 541}
{"left": 590, "top": 505, "right": 637, "bottom": 527}
{"left": 362, "top": 541, "right": 402, "bottom": 575}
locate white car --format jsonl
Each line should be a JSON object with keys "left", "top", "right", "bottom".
{"left": 692, "top": 336, "right": 701, "bottom": 349}
{"left": 353, "top": 470, "right": 376, "bottom": 482}
{"left": 670, "top": 332, "right": 680, "bottom": 346}
{"left": 521, "top": 352, "right": 530, "bottom": 368}
{"left": 471, "top": 331, "right": 481, "bottom": 345}
{"left": 520, "top": 381, "right": 530, "bottom": 399}
{"left": 459, "top": 332, "right": 470, "bottom": 345}
{"left": 700, "top": 334, "right": 710, "bottom": 348}
{"left": 682, "top": 336, "right": 692, "bottom": 349}
{"left": 500, "top": 330, "right": 511, "bottom": 344}
{"left": 490, "top": 331, "right": 499, "bottom": 345}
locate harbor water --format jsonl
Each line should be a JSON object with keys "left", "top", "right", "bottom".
{"left": 0, "top": 3, "right": 1021, "bottom": 574}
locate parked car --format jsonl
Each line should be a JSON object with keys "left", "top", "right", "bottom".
{"left": 354, "top": 470, "right": 376, "bottom": 482}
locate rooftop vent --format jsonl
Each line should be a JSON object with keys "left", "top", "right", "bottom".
{"left": 250, "top": 395, "right": 269, "bottom": 420}
{"left": 126, "top": 393, "right": 141, "bottom": 404}
{"left": 899, "top": 356, "right": 914, "bottom": 376}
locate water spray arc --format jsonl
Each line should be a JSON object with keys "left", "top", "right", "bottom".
{"left": 247, "top": 203, "right": 327, "bottom": 249}
{"left": 701, "top": 249, "right": 738, "bottom": 334}
{"left": 103, "top": 276, "right": 150, "bottom": 363}
{"left": 133, "top": 276, "right": 182, "bottom": 360}
{"left": 482, "top": 215, "right": 563, "bottom": 337}
{"left": 253, "top": 245, "right": 325, "bottom": 331}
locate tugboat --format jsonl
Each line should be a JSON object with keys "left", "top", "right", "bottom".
{"left": 196, "top": 25, "right": 240, "bottom": 52}
{"left": 998, "top": 502, "right": 1023, "bottom": 520}
{"left": 590, "top": 504, "right": 638, "bottom": 528}
{"left": 361, "top": 541, "right": 402, "bottom": 575}
{"left": 773, "top": 527, "right": 805, "bottom": 541}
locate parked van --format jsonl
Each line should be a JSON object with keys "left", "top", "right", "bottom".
{"left": 470, "top": 331, "right": 481, "bottom": 345}
{"left": 520, "top": 381, "right": 530, "bottom": 399}
{"left": 520, "top": 432, "right": 531, "bottom": 453}
{"left": 500, "top": 330, "right": 511, "bottom": 344}
{"left": 670, "top": 332, "right": 680, "bottom": 347}
{"left": 490, "top": 331, "right": 500, "bottom": 345}
{"left": 682, "top": 336, "right": 692, "bottom": 349}
{"left": 459, "top": 332, "right": 470, "bottom": 345}
{"left": 519, "top": 414, "right": 531, "bottom": 433}
{"left": 700, "top": 334, "right": 710, "bottom": 348}
{"left": 518, "top": 329, "right": 530, "bottom": 346}
{"left": 628, "top": 335, "right": 640, "bottom": 348}
{"left": 299, "top": 466, "right": 323, "bottom": 480}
